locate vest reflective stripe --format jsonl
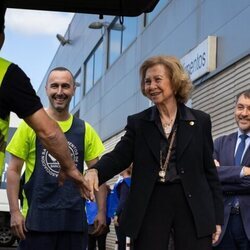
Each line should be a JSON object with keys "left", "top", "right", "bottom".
{"left": 0, "top": 57, "right": 12, "bottom": 178}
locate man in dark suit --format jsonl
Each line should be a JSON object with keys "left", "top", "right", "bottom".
{"left": 213, "top": 89, "right": 250, "bottom": 250}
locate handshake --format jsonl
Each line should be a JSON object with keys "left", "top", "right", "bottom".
{"left": 58, "top": 166, "right": 99, "bottom": 200}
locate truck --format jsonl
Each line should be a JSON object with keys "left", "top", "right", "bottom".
{"left": 0, "top": 170, "right": 16, "bottom": 247}
{"left": 0, "top": 113, "right": 21, "bottom": 247}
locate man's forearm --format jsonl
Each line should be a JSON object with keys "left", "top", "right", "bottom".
{"left": 25, "top": 109, "right": 75, "bottom": 170}
{"left": 38, "top": 120, "right": 75, "bottom": 170}
{"left": 7, "top": 169, "right": 21, "bottom": 214}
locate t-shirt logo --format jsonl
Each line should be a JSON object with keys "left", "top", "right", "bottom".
{"left": 41, "top": 141, "right": 79, "bottom": 177}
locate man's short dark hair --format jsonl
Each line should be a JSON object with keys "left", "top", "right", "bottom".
{"left": 0, "top": 2, "right": 6, "bottom": 33}
{"left": 47, "top": 67, "right": 75, "bottom": 86}
{"left": 236, "top": 89, "right": 250, "bottom": 102}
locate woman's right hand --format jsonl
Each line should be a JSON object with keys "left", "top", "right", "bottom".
{"left": 84, "top": 168, "right": 99, "bottom": 201}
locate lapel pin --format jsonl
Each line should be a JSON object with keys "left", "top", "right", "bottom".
{"left": 189, "top": 121, "right": 194, "bottom": 126}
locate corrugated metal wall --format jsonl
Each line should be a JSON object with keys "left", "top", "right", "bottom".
{"left": 192, "top": 55, "right": 250, "bottom": 140}
{"left": 102, "top": 131, "right": 125, "bottom": 250}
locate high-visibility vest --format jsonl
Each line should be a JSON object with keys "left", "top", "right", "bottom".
{"left": 0, "top": 57, "right": 11, "bottom": 178}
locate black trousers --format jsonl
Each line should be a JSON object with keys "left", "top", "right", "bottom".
{"left": 115, "top": 225, "right": 127, "bottom": 250}
{"left": 87, "top": 232, "right": 108, "bottom": 250}
{"left": 17, "top": 231, "right": 87, "bottom": 250}
{"left": 133, "top": 183, "right": 212, "bottom": 250}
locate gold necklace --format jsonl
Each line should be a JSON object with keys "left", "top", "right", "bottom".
{"left": 161, "top": 110, "right": 177, "bottom": 137}
{"left": 159, "top": 128, "right": 177, "bottom": 182}
{"left": 162, "top": 120, "right": 173, "bottom": 135}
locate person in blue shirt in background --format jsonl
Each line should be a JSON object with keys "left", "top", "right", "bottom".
{"left": 112, "top": 165, "right": 132, "bottom": 250}
{"left": 86, "top": 183, "right": 111, "bottom": 250}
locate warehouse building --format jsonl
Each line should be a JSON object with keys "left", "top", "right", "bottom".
{"left": 37, "top": 0, "right": 250, "bottom": 248}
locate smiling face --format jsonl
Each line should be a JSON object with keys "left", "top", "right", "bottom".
{"left": 235, "top": 94, "right": 250, "bottom": 133}
{"left": 144, "top": 64, "right": 176, "bottom": 105}
{"left": 46, "top": 70, "right": 75, "bottom": 113}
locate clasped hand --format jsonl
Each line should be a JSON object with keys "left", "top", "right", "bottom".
{"left": 58, "top": 165, "right": 92, "bottom": 199}
{"left": 83, "top": 169, "right": 99, "bottom": 201}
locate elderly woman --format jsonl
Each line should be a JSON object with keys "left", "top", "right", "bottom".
{"left": 85, "top": 55, "right": 223, "bottom": 250}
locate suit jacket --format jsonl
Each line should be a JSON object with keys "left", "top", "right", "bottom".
{"left": 214, "top": 132, "right": 250, "bottom": 245}
{"left": 95, "top": 104, "right": 224, "bottom": 239}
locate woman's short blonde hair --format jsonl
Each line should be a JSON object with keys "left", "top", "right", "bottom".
{"left": 140, "top": 55, "right": 193, "bottom": 103}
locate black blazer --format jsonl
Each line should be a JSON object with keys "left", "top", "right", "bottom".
{"left": 96, "top": 104, "right": 224, "bottom": 239}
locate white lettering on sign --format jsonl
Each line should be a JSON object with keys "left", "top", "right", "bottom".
{"left": 181, "top": 36, "right": 217, "bottom": 81}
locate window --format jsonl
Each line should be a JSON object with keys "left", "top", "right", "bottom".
{"left": 108, "top": 17, "right": 137, "bottom": 67}
{"left": 122, "top": 18, "right": 137, "bottom": 51}
{"left": 85, "top": 56, "right": 94, "bottom": 94}
{"left": 108, "top": 27, "right": 121, "bottom": 66}
{"left": 69, "top": 69, "right": 82, "bottom": 111}
{"left": 146, "top": 0, "right": 169, "bottom": 24}
{"left": 94, "top": 42, "right": 103, "bottom": 83}
{"left": 84, "top": 39, "right": 103, "bottom": 94}
{"left": 74, "top": 70, "right": 82, "bottom": 106}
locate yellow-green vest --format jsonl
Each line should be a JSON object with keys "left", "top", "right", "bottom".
{"left": 0, "top": 57, "right": 11, "bottom": 178}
